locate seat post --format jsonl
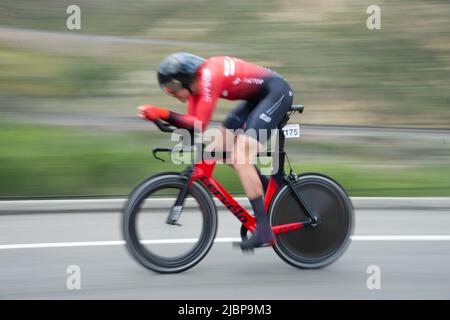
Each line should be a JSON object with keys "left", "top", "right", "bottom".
{"left": 270, "top": 114, "right": 289, "bottom": 177}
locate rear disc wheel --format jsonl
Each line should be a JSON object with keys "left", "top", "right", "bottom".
{"left": 270, "top": 174, "right": 354, "bottom": 269}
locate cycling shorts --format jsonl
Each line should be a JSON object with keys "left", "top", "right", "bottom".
{"left": 223, "top": 76, "right": 293, "bottom": 142}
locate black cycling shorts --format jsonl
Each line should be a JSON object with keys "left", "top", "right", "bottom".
{"left": 223, "top": 76, "right": 293, "bottom": 142}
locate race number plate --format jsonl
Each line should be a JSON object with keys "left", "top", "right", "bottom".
{"left": 282, "top": 124, "right": 300, "bottom": 138}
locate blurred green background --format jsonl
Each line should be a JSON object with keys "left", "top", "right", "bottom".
{"left": 0, "top": 0, "right": 449, "bottom": 197}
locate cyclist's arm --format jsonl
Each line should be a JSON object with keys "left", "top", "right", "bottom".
{"left": 166, "top": 103, "right": 217, "bottom": 131}
{"left": 165, "top": 96, "right": 201, "bottom": 130}
{"left": 166, "top": 112, "right": 200, "bottom": 130}
{"left": 167, "top": 68, "right": 222, "bottom": 131}
{"left": 140, "top": 97, "right": 212, "bottom": 130}
{"left": 141, "top": 100, "right": 216, "bottom": 131}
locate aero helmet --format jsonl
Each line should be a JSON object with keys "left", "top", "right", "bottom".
{"left": 157, "top": 52, "right": 205, "bottom": 92}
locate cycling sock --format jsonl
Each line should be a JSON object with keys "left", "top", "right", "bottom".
{"left": 249, "top": 197, "right": 266, "bottom": 222}
{"left": 249, "top": 197, "right": 274, "bottom": 239}
{"left": 235, "top": 197, "right": 274, "bottom": 250}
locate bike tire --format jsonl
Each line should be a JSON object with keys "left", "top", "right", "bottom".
{"left": 269, "top": 174, "right": 354, "bottom": 269}
{"left": 122, "top": 173, "right": 218, "bottom": 273}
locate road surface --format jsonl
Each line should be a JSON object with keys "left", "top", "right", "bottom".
{"left": 0, "top": 199, "right": 449, "bottom": 299}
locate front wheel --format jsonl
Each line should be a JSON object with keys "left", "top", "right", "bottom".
{"left": 269, "top": 174, "right": 354, "bottom": 269}
{"left": 122, "top": 173, "right": 218, "bottom": 273}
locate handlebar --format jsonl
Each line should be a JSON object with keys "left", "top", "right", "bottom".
{"left": 154, "top": 119, "right": 176, "bottom": 133}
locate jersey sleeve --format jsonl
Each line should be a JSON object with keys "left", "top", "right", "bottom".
{"left": 167, "top": 63, "right": 223, "bottom": 131}
{"left": 192, "top": 65, "right": 222, "bottom": 131}
{"left": 166, "top": 95, "right": 199, "bottom": 129}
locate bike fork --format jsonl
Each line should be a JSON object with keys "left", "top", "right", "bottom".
{"left": 166, "top": 167, "right": 194, "bottom": 226}
{"left": 283, "top": 174, "right": 319, "bottom": 227}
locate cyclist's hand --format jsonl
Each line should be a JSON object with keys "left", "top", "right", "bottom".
{"left": 137, "top": 105, "right": 170, "bottom": 121}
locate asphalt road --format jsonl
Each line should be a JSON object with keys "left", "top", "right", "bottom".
{"left": 1, "top": 203, "right": 450, "bottom": 299}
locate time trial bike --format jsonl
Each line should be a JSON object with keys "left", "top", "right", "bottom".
{"left": 122, "top": 104, "right": 354, "bottom": 273}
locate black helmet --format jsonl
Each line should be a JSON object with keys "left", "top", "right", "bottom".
{"left": 157, "top": 52, "right": 205, "bottom": 91}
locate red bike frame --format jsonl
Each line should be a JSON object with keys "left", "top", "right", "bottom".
{"left": 189, "top": 159, "right": 308, "bottom": 235}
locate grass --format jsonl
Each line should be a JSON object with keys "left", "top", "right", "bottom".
{"left": 293, "top": 163, "right": 450, "bottom": 197}
{"left": 1, "top": 0, "right": 450, "bottom": 126}
{"left": 1, "top": 0, "right": 450, "bottom": 197}
{"left": 0, "top": 45, "right": 126, "bottom": 98}
{"left": 1, "top": 121, "right": 449, "bottom": 198}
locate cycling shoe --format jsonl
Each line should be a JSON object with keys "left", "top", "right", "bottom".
{"left": 233, "top": 225, "right": 276, "bottom": 252}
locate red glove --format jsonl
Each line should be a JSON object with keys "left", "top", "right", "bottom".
{"left": 137, "top": 105, "right": 170, "bottom": 121}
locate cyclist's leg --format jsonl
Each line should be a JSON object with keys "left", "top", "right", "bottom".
{"left": 244, "top": 78, "right": 294, "bottom": 139}
{"left": 221, "top": 100, "right": 269, "bottom": 191}
{"left": 219, "top": 100, "right": 252, "bottom": 157}
{"left": 232, "top": 135, "right": 274, "bottom": 250}
{"left": 234, "top": 77, "right": 294, "bottom": 199}
{"left": 232, "top": 134, "right": 264, "bottom": 199}
{"left": 223, "top": 100, "right": 253, "bottom": 131}
{"left": 232, "top": 77, "right": 294, "bottom": 249}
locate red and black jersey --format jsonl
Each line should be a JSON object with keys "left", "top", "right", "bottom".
{"left": 169, "top": 56, "right": 276, "bottom": 130}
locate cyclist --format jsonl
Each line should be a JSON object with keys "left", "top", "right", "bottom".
{"left": 138, "top": 52, "right": 294, "bottom": 250}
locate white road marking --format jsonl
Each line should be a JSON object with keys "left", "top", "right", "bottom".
{"left": 0, "top": 241, "right": 125, "bottom": 250}
{"left": 1, "top": 235, "right": 450, "bottom": 250}
{"left": 351, "top": 235, "right": 450, "bottom": 241}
